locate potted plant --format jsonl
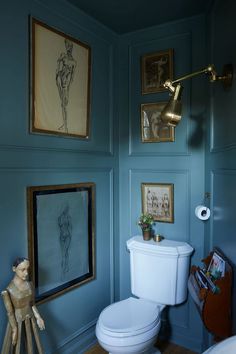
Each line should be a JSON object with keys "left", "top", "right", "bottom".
{"left": 138, "top": 213, "right": 154, "bottom": 240}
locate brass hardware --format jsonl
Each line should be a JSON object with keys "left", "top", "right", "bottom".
{"left": 220, "top": 64, "right": 234, "bottom": 89}
{"left": 205, "top": 192, "right": 211, "bottom": 199}
{"left": 153, "top": 234, "right": 164, "bottom": 242}
{"left": 161, "top": 63, "right": 233, "bottom": 127}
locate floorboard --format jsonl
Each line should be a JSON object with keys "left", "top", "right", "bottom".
{"left": 86, "top": 341, "right": 198, "bottom": 354}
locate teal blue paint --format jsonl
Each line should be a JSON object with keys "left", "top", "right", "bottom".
{"left": 205, "top": 0, "right": 236, "bottom": 346}
{"left": 118, "top": 15, "right": 206, "bottom": 353}
{"left": 1, "top": 0, "right": 236, "bottom": 353}
{"left": 0, "top": 1, "right": 119, "bottom": 353}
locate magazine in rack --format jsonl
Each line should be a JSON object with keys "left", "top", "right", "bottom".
{"left": 188, "top": 248, "right": 232, "bottom": 340}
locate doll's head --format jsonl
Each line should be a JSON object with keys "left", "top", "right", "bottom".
{"left": 12, "top": 257, "right": 29, "bottom": 281}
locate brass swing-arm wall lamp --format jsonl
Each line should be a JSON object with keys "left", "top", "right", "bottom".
{"left": 160, "top": 63, "right": 233, "bottom": 127}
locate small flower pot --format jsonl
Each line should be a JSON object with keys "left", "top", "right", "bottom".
{"left": 142, "top": 229, "right": 152, "bottom": 241}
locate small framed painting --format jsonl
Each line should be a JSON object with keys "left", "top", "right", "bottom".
{"left": 141, "top": 49, "right": 173, "bottom": 94}
{"left": 141, "top": 102, "right": 175, "bottom": 142}
{"left": 141, "top": 183, "right": 174, "bottom": 223}
{"left": 27, "top": 183, "right": 95, "bottom": 303}
{"left": 30, "top": 18, "right": 91, "bottom": 138}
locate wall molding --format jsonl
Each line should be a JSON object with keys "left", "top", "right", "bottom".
{"left": 0, "top": 166, "right": 114, "bottom": 173}
{"left": 210, "top": 168, "right": 236, "bottom": 250}
{"left": 128, "top": 31, "right": 192, "bottom": 157}
{"left": 50, "top": 318, "right": 97, "bottom": 354}
{"left": 0, "top": 144, "right": 114, "bottom": 157}
{"left": 129, "top": 168, "right": 191, "bottom": 243}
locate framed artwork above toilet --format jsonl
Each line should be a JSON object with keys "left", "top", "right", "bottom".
{"left": 141, "top": 182, "right": 174, "bottom": 223}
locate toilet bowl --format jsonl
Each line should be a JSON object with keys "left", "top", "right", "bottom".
{"left": 202, "top": 335, "right": 236, "bottom": 354}
{"left": 96, "top": 236, "right": 193, "bottom": 354}
{"left": 96, "top": 297, "right": 163, "bottom": 354}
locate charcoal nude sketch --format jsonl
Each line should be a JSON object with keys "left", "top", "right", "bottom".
{"left": 56, "top": 39, "right": 77, "bottom": 133}
{"left": 150, "top": 56, "right": 167, "bottom": 89}
{"left": 58, "top": 204, "right": 72, "bottom": 278}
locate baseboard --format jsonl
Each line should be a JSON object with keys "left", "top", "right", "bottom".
{"left": 49, "top": 319, "right": 97, "bottom": 354}
{"left": 169, "top": 331, "right": 202, "bottom": 353}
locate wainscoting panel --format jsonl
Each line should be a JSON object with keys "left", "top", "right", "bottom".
{"left": 0, "top": 167, "right": 114, "bottom": 353}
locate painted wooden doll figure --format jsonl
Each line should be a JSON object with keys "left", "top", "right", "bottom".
{"left": 1, "top": 257, "right": 45, "bottom": 354}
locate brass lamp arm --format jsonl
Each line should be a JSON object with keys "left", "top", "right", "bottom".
{"left": 172, "top": 64, "right": 217, "bottom": 85}
{"left": 164, "top": 63, "right": 233, "bottom": 92}
{"left": 160, "top": 63, "right": 233, "bottom": 128}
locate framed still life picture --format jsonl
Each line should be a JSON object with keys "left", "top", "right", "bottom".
{"left": 141, "top": 102, "right": 175, "bottom": 142}
{"left": 30, "top": 18, "right": 91, "bottom": 138}
{"left": 141, "top": 48, "right": 173, "bottom": 94}
{"left": 27, "top": 183, "right": 95, "bottom": 303}
{"left": 141, "top": 183, "right": 174, "bottom": 223}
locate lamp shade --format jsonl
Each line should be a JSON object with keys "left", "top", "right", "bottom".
{"left": 160, "top": 83, "right": 183, "bottom": 127}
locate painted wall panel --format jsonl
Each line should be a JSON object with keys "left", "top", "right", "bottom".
{"left": 129, "top": 32, "right": 191, "bottom": 156}
{"left": 210, "top": 0, "right": 236, "bottom": 152}
{"left": 205, "top": 0, "right": 236, "bottom": 346}
{"left": 4, "top": 0, "right": 236, "bottom": 353}
{"left": 0, "top": 0, "right": 118, "bottom": 353}
{"left": 211, "top": 170, "right": 236, "bottom": 262}
{"left": 0, "top": 0, "right": 115, "bottom": 155}
{"left": 118, "top": 15, "right": 207, "bottom": 353}
{"left": 0, "top": 168, "right": 114, "bottom": 353}
{"left": 208, "top": 169, "right": 236, "bottom": 336}
{"left": 130, "top": 169, "right": 190, "bottom": 241}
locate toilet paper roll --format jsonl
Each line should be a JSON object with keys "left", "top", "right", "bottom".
{"left": 195, "top": 205, "right": 210, "bottom": 220}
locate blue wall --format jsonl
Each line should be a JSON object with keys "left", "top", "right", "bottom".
{"left": 118, "top": 16, "right": 207, "bottom": 352}
{"left": 205, "top": 0, "right": 236, "bottom": 346}
{"left": 0, "top": 0, "right": 119, "bottom": 353}
{"left": 1, "top": 0, "right": 235, "bottom": 353}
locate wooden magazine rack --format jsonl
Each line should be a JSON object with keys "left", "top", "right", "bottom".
{"left": 188, "top": 249, "right": 232, "bottom": 341}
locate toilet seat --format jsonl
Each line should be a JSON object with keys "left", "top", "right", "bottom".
{"left": 97, "top": 297, "right": 161, "bottom": 337}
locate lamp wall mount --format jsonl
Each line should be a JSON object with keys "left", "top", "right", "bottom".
{"left": 164, "top": 63, "right": 233, "bottom": 91}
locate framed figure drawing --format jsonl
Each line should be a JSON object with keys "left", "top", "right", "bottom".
{"left": 141, "top": 102, "right": 175, "bottom": 142}
{"left": 31, "top": 18, "right": 91, "bottom": 138}
{"left": 141, "top": 49, "right": 173, "bottom": 94}
{"left": 27, "top": 183, "right": 95, "bottom": 303}
{"left": 141, "top": 183, "right": 174, "bottom": 223}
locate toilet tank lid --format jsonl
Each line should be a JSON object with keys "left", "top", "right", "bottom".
{"left": 127, "top": 236, "right": 193, "bottom": 256}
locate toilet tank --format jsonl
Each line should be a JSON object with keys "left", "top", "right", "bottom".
{"left": 127, "top": 236, "right": 193, "bottom": 305}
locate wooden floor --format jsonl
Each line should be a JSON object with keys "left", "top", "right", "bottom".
{"left": 86, "top": 341, "right": 198, "bottom": 354}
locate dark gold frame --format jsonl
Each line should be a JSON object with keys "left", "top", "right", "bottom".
{"left": 141, "top": 49, "right": 173, "bottom": 94}
{"left": 141, "top": 183, "right": 174, "bottom": 223}
{"left": 27, "top": 183, "right": 95, "bottom": 304}
{"left": 31, "top": 18, "right": 91, "bottom": 138}
{"left": 141, "top": 102, "right": 175, "bottom": 142}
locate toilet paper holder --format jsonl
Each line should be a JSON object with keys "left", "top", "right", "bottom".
{"left": 195, "top": 205, "right": 211, "bottom": 221}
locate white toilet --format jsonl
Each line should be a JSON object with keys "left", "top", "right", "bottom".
{"left": 96, "top": 235, "right": 193, "bottom": 354}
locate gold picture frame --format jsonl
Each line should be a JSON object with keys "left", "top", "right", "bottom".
{"left": 141, "top": 102, "right": 175, "bottom": 142}
{"left": 31, "top": 18, "right": 91, "bottom": 139}
{"left": 141, "top": 183, "right": 174, "bottom": 223}
{"left": 141, "top": 49, "right": 173, "bottom": 94}
{"left": 27, "top": 183, "right": 95, "bottom": 303}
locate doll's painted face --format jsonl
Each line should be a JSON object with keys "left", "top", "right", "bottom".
{"left": 13, "top": 260, "right": 29, "bottom": 281}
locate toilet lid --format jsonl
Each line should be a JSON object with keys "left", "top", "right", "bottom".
{"left": 98, "top": 297, "right": 160, "bottom": 337}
